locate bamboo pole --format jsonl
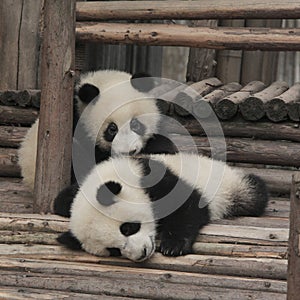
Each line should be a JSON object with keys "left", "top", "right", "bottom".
{"left": 34, "top": 0, "right": 76, "bottom": 213}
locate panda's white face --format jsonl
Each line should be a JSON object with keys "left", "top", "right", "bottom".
{"left": 70, "top": 157, "right": 157, "bottom": 262}
{"left": 75, "top": 70, "right": 160, "bottom": 156}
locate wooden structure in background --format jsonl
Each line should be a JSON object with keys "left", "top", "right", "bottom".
{"left": 287, "top": 173, "right": 300, "bottom": 299}
{"left": 0, "top": 0, "right": 299, "bottom": 298}
{"left": 34, "top": 0, "right": 76, "bottom": 213}
{"left": 0, "top": 0, "right": 43, "bottom": 90}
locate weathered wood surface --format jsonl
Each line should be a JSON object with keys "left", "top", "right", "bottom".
{"left": 0, "top": 148, "right": 20, "bottom": 177}
{"left": 239, "top": 81, "right": 289, "bottom": 121}
{"left": 34, "top": 0, "right": 76, "bottom": 213}
{"left": 76, "top": 0, "right": 300, "bottom": 21}
{"left": 0, "top": 126, "right": 28, "bottom": 148}
{"left": 287, "top": 173, "right": 300, "bottom": 299}
{"left": 0, "top": 256, "right": 287, "bottom": 299}
{"left": 214, "top": 81, "right": 266, "bottom": 120}
{"left": 0, "top": 105, "right": 38, "bottom": 126}
{"left": 171, "top": 135, "right": 300, "bottom": 167}
{"left": 0, "top": 90, "right": 41, "bottom": 107}
{"left": 0, "top": 287, "right": 140, "bottom": 300}
{"left": 193, "top": 82, "right": 242, "bottom": 118}
{"left": 0, "top": 178, "right": 33, "bottom": 213}
{"left": 0, "top": 208, "right": 289, "bottom": 298}
{"left": 186, "top": 20, "right": 218, "bottom": 82}
{"left": 76, "top": 23, "right": 300, "bottom": 51}
{"left": 164, "top": 117, "right": 300, "bottom": 142}
{"left": 0, "top": 0, "right": 43, "bottom": 90}
{"left": 275, "top": 82, "right": 300, "bottom": 122}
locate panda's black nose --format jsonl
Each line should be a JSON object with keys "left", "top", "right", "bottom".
{"left": 120, "top": 222, "right": 141, "bottom": 236}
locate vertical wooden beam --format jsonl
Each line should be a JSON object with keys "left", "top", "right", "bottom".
{"left": 186, "top": 20, "right": 218, "bottom": 82}
{"left": 0, "top": 0, "right": 23, "bottom": 90}
{"left": 287, "top": 173, "right": 300, "bottom": 299}
{"left": 34, "top": 0, "right": 76, "bottom": 213}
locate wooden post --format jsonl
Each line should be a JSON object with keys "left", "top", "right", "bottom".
{"left": 186, "top": 20, "right": 218, "bottom": 82}
{"left": 34, "top": 0, "right": 76, "bottom": 213}
{"left": 287, "top": 173, "right": 300, "bottom": 299}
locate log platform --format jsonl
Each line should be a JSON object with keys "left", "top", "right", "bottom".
{"left": 0, "top": 90, "right": 296, "bottom": 299}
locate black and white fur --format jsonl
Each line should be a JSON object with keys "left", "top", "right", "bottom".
{"left": 56, "top": 152, "right": 269, "bottom": 262}
{"left": 18, "top": 70, "right": 176, "bottom": 190}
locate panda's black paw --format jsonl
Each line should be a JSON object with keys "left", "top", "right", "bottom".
{"left": 159, "top": 237, "right": 193, "bottom": 257}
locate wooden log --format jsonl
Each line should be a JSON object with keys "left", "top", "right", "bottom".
{"left": 198, "top": 224, "right": 288, "bottom": 244}
{"left": 0, "top": 287, "right": 135, "bottom": 300}
{"left": 76, "top": 23, "right": 300, "bottom": 51}
{"left": 267, "top": 83, "right": 300, "bottom": 122}
{"left": 165, "top": 116, "right": 300, "bottom": 142}
{"left": 288, "top": 101, "right": 300, "bottom": 122}
{"left": 214, "top": 81, "right": 265, "bottom": 120}
{"left": 76, "top": 0, "right": 300, "bottom": 21}
{"left": 0, "top": 148, "right": 20, "bottom": 177}
{"left": 0, "top": 105, "right": 38, "bottom": 125}
{"left": 0, "top": 254, "right": 288, "bottom": 281}
{"left": 0, "top": 213, "right": 68, "bottom": 233}
{"left": 287, "top": 173, "right": 300, "bottom": 299}
{"left": 265, "top": 83, "right": 300, "bottom": 122}
{"left": 34, "top": 0, "right": 76, "bottom": 213}
{"left": 239, "top": 81, "right": 289, "bottom": 121}
{"left": 171, "top": 135, "right": 300, "bottom": 167}
{"left": 215, "top": 216, "right": 289, "bottom": 229}
{"left": 0, "top": 126, "right": 28, "bottom": 148}
{"left": 0, "top": 269, "right": 286, "bottom": 300}
{"left": 192, "top": 82, "right": 242, "bottom": 119}
{"left": 172, "top": 78, "right": 222, "bottom": 117}
{"left": 0, "top": 89, "right": 42, "bottom": 108}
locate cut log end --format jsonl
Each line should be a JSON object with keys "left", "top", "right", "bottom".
{"left": 215, "top": 99, "right": 238, "bottom": 120}
{"left": 265, "top": 99, "right": 288, "bottom": 122}
{"left": 240, "top": 97, "right": 265, "bottom": 121}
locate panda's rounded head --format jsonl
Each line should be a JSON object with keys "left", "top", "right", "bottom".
{"left": 69, "top": 157, "right": 156, "bottom": 262}
{"left": 74, "top": 70, "right": 160, "bottom": 156}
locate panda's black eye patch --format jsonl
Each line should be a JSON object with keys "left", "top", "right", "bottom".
{"left": 97, "top": 181, "right": 122, "bottom": 206}
{"left": 130, "top": 118, "right": 145, "bottom": 136}
{"left": 104, "top": 122, "right": 118, "bottom": 142}
{"left": 120, "top": 222, "right": 141, "bottom": 237}
{"left": 78, "top": 83, "right": 100, "bottom": 104}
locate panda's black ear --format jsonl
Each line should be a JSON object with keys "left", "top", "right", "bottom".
{"left": 97, "top": 181, "right": 122, "bottom": 206}
{"left": 78, "top": 83, "right": 100, "bottom": 104}
{"left": 131, "top": 72, "right": 154, "bottom": 92}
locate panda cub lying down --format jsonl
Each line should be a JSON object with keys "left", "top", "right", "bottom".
{"left": 55, "top": 152, "right": 269, "bottom": 262}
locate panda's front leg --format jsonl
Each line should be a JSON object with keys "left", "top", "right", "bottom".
{"left": 158, "top": 193, "right": 210, "bottom": 257}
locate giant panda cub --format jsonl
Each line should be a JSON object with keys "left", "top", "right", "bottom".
{"left": 18, "top": 70, "right": 176, "bottom": 192}
{"left": 56, "top": 152, "right": 269, "bottom": 262}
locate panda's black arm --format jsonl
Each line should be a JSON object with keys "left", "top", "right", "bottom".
{"left": 159, "top": 191, "right": 210, "bottom": 257}
{"left": 53, "top": 184, "right": 79, "bottom": 217}
{"left": 142, "top": 134, "right": 178, "bottom": 155}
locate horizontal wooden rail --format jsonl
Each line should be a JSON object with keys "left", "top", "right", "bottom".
{"left": 76, "top": 23, "right": 300, "bottom": 51}
{"left": 76, "top": 1, "right": 300, "bottom": 20}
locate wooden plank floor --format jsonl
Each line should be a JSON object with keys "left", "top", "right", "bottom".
{"left": 0, "top": 186, "right": 289, "bottom": 299}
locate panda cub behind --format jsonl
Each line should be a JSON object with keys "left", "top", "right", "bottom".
{"left": 18, "top": 70, "right": 176, "bottom": 192}
{"left": 56, "top": 152, "right": 269, "bottom": 262}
